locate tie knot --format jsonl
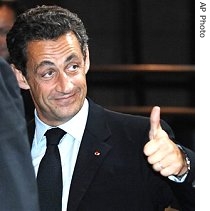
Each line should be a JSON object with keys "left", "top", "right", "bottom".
{"left": 45, "top": 128, "right": 66, "bottom": 146}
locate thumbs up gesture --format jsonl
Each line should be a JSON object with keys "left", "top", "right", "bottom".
{"left": 143, "top": 106, "right": 188, "bottom": 177}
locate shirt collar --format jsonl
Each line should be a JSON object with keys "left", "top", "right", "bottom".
{"left": 34, "top": 98, "right": 89, "bottom": 144}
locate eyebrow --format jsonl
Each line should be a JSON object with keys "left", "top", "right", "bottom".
{"left": 34, "top": 60, "right": 55, "bottom": 73}
{"left": 34, "top": 53, "right": 80, "bottom": 72}
{"left": 65, "top": 54, "right": 80, "bottom": 63}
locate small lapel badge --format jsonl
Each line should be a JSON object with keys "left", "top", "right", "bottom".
{"left": 94, "top": 150, "right": 100, "bottom": 156}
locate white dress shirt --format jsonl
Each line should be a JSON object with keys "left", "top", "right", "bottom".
{"left": 31, "top": 98, "right": 89, "bottom": 211}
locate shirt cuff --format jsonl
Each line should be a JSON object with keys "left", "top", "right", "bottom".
{"left": 168, "top": 173, "right": 188, "bottom": 183}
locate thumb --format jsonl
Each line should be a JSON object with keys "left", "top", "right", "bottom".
{"left": 149, "top": 106, "right": 161, "bottom": 140}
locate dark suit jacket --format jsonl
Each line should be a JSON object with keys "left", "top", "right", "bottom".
{"left": 28, "top": 98, "right": 195, "bottom": 211}
{"left": 0, "top": 58, "right": 40, "bottom": 211}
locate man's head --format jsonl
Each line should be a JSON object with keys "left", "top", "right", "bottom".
{"left": 7, "top": 5, "right": 90, "bottom": 126}
{"left": 7, "top": 5, "right": 89, "bottom": 76}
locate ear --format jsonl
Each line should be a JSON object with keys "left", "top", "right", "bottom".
{"left": 10, "top": 64, "right": 30, "bottom": 90}
{"left": 84, "top": 47, "right": 90, "bottom": 74}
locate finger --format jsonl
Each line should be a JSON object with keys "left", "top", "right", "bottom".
{"left": 143, "top": 139, "right": 159, "bottom": 156}
{"left": 149, "top": 106, "right": 161, "bottom": 140}
{"left": 153, "top": 162, "right": 178, "bottom": 177}
{"left": 152, "top": 163, "right": 171, "bottom": 176}
{"left": 153, "top": 161, "right": 164, "bottom": 172}
{"left": 146, "top": 137, "right": 171, "bottom": 163}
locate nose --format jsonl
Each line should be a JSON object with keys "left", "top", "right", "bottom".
{"left": 56, "top": 72, "right": 73, "bottom": 93}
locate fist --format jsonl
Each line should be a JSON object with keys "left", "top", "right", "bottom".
{"left": 143, "top": 106, "right": 187, "bottom": 177}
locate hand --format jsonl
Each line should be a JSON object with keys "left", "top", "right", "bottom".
{"left": 143, "top": 106, "right": 188, "bottom": 177}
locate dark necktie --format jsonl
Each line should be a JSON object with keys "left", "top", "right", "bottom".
{"left": 37, "top": 128, "right": 66, "bottom": 211}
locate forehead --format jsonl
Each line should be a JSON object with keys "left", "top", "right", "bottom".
{"left": 26, "top": 32, "right": 82, "bottom": 63}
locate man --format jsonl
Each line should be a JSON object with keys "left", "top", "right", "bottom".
{"left": 0, "top": 0, "right": 25, "bottom": 60}
{"left": 6, "top": 5, "right": 195, "bottom": 211}
{"left": 0, "top": 0, "right": 34, "bottom": 122}
{"left": 0, "top": 0, "right": 14, "bottom": 60}
{"left": 0, "top": 57, "right": 40, "bottom": 210}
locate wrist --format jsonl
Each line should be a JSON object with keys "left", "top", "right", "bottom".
{"left": 177, "top": 145, "right": 191, "bottom": 176}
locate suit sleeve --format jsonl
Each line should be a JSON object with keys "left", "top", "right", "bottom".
{"left": 160, "top": 118, "right": 195, "bottom": 211}
{"left": 0, "top": 58, "right": 40, "bottom": 211}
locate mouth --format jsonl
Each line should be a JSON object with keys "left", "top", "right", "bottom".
{"left": 54, "top": 93, "right": 77, "bottom": 106}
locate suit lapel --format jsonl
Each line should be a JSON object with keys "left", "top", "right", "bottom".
{"left": 67, "top": 100, "right": 112, "bottom": 211}
{"left": 27, "top": 100, "right": 113, "bottom": 211}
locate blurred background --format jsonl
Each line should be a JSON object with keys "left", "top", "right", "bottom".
{"left": 20, "top": 0, "right": 195, "bottom": 65}
{"left": 1, "top": 0, "right": 195, "bottom": 150}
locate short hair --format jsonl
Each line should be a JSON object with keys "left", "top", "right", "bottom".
{"left": 6, "top": 5, "right": 89, "bottom": 76}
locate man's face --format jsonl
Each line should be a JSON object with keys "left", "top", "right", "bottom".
{"left": 0, "top": 6, "right": 15, "bottom": 60}
{"left": 25, "top": 32, "right": 90, "bottom": 126}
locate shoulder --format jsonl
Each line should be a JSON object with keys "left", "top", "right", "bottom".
{"left": 88, "top": 97, "right": 149, "bottom": 125}
{"left": 88, "top": 97, "right": 175, "bottom": 140}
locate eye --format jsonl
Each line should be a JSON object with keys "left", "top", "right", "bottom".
{"left": 66, "top": 64, "right": 79, "bottom": 73}
{"left": 41, "top": 70, "right": 56, "bottom": 78}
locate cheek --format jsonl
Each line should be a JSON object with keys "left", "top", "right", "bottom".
{"left": 73, "top": 73, "right": 87, "bottom": 88}
{"left": 28, "top": 80, "right": 47, "bottom": 102}
{"left": 28, "top": 78, "right": 40, "bottom": 93}
{"left": 30, "top": 85, "right": 42, "bottom": 103}
{"left": 79, "top": 76, "right": 87, "bottom": 94}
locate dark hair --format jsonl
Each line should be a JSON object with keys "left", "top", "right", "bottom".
{"left": 6, "top": 5, "right": 89, "bottom": 76}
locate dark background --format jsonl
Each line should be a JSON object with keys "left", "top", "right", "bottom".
{"left": 19, "top": 0, "right": 195, "bottom": 65}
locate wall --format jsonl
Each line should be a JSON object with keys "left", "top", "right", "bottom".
{"left": 20, "top": 0, "right": 195, "bottom": 64}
